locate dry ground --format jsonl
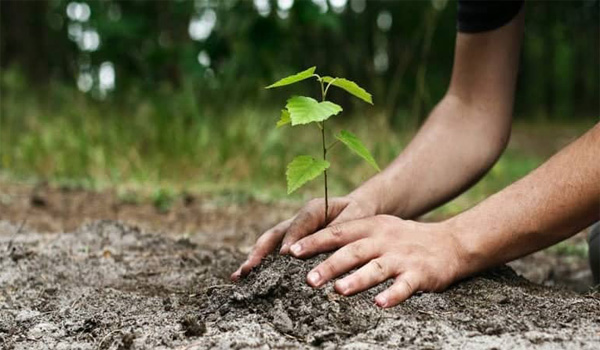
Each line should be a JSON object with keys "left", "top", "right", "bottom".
{"left": 1, "top": 181, "right": 598, "bottom": 349}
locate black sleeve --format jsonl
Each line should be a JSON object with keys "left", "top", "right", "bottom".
{"left": 457, "top": 0, "right": 524, "bottom": 33}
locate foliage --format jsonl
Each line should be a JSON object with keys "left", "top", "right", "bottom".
{"left": 286, "top": 155, "right": 330, "bottom": 195}
{"left": 152, "top": 188, "right": 176, "bottom": 213}
{"left": 335, "top": 130, "right": 381, "bottom": 172}
{"left": 322, "top": 77, "right": 373, "bottom": 105}
{"left": 267, "top": 67, "right": 379, "bottom": 219}
{"left": 285, "top": 96, "right": 343, "bottom": 125}
{"left": 266, "top": 67, "right": 316, "bottom": 89}
{"left": 1, "top": 0, "right": 597, "bottom": 121}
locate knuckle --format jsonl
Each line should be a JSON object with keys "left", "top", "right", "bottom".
{"left": 371, "top": 259, "right": 387, "bottom": 279}
{"left": 247, "top": 249, "right": 261, "bottom": 262}
{"left": 403, "top": 279, "right": 414, "bottom": 294}
{"left": 320, "top": 259, "right": 337, "bottom": 277}
{"left": 255, "top": 234, "right": 270, "bottom": 246}
{"left": 287, "top": 220, "right": 308, "bottom": 240}
{"left": 299, "top": 209, "right": 315, "bottom": 225}
{"left": 328, "top": 224, "right": 344, "bottom": 239}
{"left": 348, "top": 243, "right": 365, "bottom": 261}
{"left": 298, "top": 236, "right": 313, "bottom": 250}
{"left": 377, "top": 214, "right": 396, "bottom": 225}
{"left": 399, "top": 277, "right": 417, "bottom": 296}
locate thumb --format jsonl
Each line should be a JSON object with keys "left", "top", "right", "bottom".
{"left": 280, "top": 197, "right": 349, "bottom": 254}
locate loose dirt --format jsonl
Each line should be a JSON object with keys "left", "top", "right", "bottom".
{"left": 2, "top": 220, "right": 599, "bottom": 349}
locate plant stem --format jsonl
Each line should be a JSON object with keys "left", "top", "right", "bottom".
{"left": 318, "top": 77, "right": 329, "bottom": 224}
{"left": 322, "top": 120, "right": 328, "bottom": 224}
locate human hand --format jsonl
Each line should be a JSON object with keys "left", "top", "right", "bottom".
{"left": 230, "top": 195, "right": 377, "bottom": 281}
{"left": 287, "top": 215, "right": 465, "bottom": 308}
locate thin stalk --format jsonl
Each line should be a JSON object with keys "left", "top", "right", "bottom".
{"left": 324, "top": 78, "right": 337, "bottom": 97}
{"left": 326, "top": 139, "right": 340, "bottom": 151}
{"left": 318, "top": 77, "right": 329, "bottom": 224}
{"left": 322, "top": 121, "right": 328, "bottom": 224}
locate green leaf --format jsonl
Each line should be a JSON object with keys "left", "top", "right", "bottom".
{"left": 276, "top": 109, "right": 291, "bottom": 128}
{"left": 286, "top": 155, "right": 330, "bottom": 194}
{"left": 336, "top": 130, "right": 380, "bottom": 171}
{"left": 266, "top": 66, "right": 317, "bottom": 89}
{"left": 322, "top": 76, "right": 373, "bottom": 105}
{"left": 286, "top": 96, "right": 342, "bottom": 125}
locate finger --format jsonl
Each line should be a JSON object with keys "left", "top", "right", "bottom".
{"left": 306, "top": 238, "right": 379, "bottom": 288}
{"left": 231, "top": 218, "right": 293, "bottom": 280}
{"left": 334, "top": 257, "right": 394, "bottom": 296}
{"left": 375, "top": 273, "right": 419, "bottom": 308}
{"left": 281, "top": 198, "right": 348, "bottom": 254}
{"left": 289, "top": 218, "right": 372, "bottom": 258}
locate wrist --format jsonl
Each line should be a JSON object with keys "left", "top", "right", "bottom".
{"left": 346, "top": 188, "right": 379, "bottom": 217}
{"left": 349, "top": 175, "right": 409, "bottom": 217}
{"left": 347, "top": 180, "right": 386, "bottom": 216}
{"left": 443, "top": 215, "right": 485, "bottom": 280}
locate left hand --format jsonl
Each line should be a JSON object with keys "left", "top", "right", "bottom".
{"left": 288, "top": 215, "right": 465, "bottom": 308}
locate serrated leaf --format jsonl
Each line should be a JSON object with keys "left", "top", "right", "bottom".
{"left": 286, "top": 96, "right": 342, "bottom": 125}
{"left": 322, "top": 76, "right": 373, "bottom": 105}
{"left": 266, "top": 66, "right": 317, "bottom": 89}
{"left": 286, "top": 155, "right": 330, "bottom": 194}
{"left": 336, "top": 130, "right": 380, "bottom": 171}
{"left": 276, "top": 109, "right": 291, "bottom": 128}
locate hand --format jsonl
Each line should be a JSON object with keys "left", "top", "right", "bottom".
{"left": 231, "top": 195, "right": 377, "bottom": 281}
{"left": 287, "top": 215, "right": 465, "bottom": 308}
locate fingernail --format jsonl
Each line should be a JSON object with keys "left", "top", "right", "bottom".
{"left": 336, "top": 279, "right": 350, "bottom": 294}
{"left": 307, "top": 271, "right": 321, "bottom": 286}
{"left": 375, "top": 294, "right": 388, "bottom": 308}
{"left": 279, "top": 244, "right": 289, "bottom": 254}
{"left": 290, "top": 243, "right": 302, "bottom": 255}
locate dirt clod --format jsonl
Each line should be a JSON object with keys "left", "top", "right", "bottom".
{"left": 180, "top": 314, "right": 206, "bottom": 337}
{"left": 206, "top": 254, "right": 384, "bottom": 343}
{"left": 116, "top": 332, "right": 136, "bottom": 350}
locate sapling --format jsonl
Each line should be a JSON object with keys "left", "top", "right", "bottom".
{"left": 266, "top": 66, "right": 380, "bottom": 222}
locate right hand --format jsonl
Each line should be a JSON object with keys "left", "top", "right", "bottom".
{"left": 230, "top": 195, "right": 377, "bottom": 281}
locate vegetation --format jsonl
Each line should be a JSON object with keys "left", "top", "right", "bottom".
{"left": 266, "top": 66, "right": 379, "bottom": 220}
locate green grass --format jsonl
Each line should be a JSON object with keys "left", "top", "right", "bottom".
{"left": 547, "top": 240, "right": 589, "bottom": 258}
{"left": 0, "top": 69, "right": 408, "bottom": 201}
{"left": 428, "top": 150, "right": 543, "bottom": 218}
{"left": 1, "top": 70, "right": 595, "bottom": 216}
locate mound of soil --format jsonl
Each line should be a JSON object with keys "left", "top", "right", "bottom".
{"left": 1, "top": 220, "right": 599, "bottom": 349}
{"left": 202, "top": 254, "right": 385, "bottom": 346}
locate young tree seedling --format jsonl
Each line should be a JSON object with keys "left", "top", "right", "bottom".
{"left": 266, "top": 66, "right": 380, "bottom": 222}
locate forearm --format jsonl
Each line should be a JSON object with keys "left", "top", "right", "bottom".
{"left": 351, "top": 10, "right": 523, "bottom": 219}
{"left": 448, "top": 124, "right": 600, "bottom": 278}
{"left": 351, "top": 94, "right": 511, "bottom": 218}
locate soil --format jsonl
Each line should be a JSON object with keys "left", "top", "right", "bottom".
{"left": 0, "top": 181, "right": 593, "bottom": 292}
{"left": 0, "top": 180, "right": 297, "bottom": 248}
{"left": 2, "top": 220, "right": 600, "bottom": 350}
{"left": 1, "top": 181, "right": 599, "bottom": 348}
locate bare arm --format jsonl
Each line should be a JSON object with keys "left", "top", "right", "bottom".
{"left": 449, "top": 123, "right": 600, "bottom": 278}
{"left": 352, "top": 9, "right": 524, "bottom": 218}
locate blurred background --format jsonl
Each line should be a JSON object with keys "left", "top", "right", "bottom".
{"left": 0, "top": 0, "right": 598, "bottom": 218}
